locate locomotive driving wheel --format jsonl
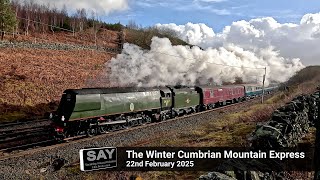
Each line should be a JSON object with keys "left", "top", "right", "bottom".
{"left": 99, "top": 126, "right": 108, "bottom": 133}
{"left": 160, "top": 114, "right": 166, "bottom": 121}
{"left": 145, "top": 116, "right": 152, "bottom": 123}
{"left": 86, "top": 127, "right": 98, "bottom": 137}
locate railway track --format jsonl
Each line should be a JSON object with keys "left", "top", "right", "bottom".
{"left": 0, "top": 140, "right": 57, "bottom": 153}
{"left": 0, "top": 119, "right": 48, "bottom": 129}
{"left": 0, "top": 95, "right": 272, "bottom": 155}
{"left": 0, "top": 118, "right": 52, "bottom": 152}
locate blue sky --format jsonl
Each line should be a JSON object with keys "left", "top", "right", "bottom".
{"left": 105, "top": 0, "right": 320, "bottom": 32}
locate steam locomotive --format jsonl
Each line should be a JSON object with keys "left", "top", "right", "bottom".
{"left": 50, "top": 84, "right": 277, "bottom": 139}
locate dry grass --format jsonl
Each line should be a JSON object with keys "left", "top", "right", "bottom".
{"left": 124, "top": 28, "right": 190, "bottom": 50}
{"left": 150, "top": 102, "right": 278, "bottom": 147}
{"left": 0, "top": 48, "right": 114, "bottom": 122}
{"left": 4, "top": 29, "right": 120, "bottom": 49}
{"left": 0, "top": 27, "right": 122, "bottom": 122}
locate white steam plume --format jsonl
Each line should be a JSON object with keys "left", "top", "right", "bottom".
{"left": 107, "top": 37, "right": 304, "bottom": 87}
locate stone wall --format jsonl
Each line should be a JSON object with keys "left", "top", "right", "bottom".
{"left": 199, "top": 92, "right": 319, "bottom": 180}
{"left": 250, "top": 93, "right": 318, "bottom": 148}
{"left": 0, "top": 40, "right": 120, "bottom": 54}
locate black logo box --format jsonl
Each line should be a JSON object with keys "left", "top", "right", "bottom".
{"left": 80, "top": 147, "right": 117, "bottom": 171}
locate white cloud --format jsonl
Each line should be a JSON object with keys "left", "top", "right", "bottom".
{"left": 136, "top": 1, "right": 154, "bottom": 7}
{"left": 170, "top": 0, "right": 232, "bottom": 16}
{"left": 210, "top": 8, "right": 231, "bottom": 15}
{"left": 156, "top": 13, "right": 320, "bottom": 65}
{"left": 31, "top": 0, "right": 129, "bottom": 15}
{"left": 191, "top": 2, "right": 231, "bottom": 15}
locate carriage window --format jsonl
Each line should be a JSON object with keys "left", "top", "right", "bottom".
{"left": 210, "top": 90, "right": 214, "bottom": 97}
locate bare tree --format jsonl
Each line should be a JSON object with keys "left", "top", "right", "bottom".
{"left": 90, "top": 11, "right": 101, "bottom": 46}
{"left": 60, "top": 5, "right": 67, "bottom": 27}
{"left": 7, "top": 0, "right": 112, "bottom": 36}
{"left": 23, "top": 0, "right": 31, "bottom": 35}
{"left": 50, "top": 7, "right": 57, "bottom": 34}
{"left": 71, "top": 14, "right": 76, "bottom": 36}
{"left": 76, "top": 8, "right": 86, "bottom": 32}
{"left": 127, "top": 20, "right": 139, "bottom": 30}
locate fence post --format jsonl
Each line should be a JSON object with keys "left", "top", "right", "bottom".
{"left": 315, "top": 90, "right": 320, "bottom": 180}
{"left": 261, "top": 67, "right": 266, "bottom": 103}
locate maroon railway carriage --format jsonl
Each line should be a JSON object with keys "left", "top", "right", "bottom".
{"left": 195, "top": 85, "right": 245, "bottom": 109}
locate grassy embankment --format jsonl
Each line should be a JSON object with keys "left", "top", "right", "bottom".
{"left": 125, "top": 27, "right": 191, "bottom": 49}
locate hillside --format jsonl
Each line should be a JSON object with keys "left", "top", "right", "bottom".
{"left": 2, "top": 28, "right": 122, "bottom": 51}
{"left": 2, "top": 1, "right": 190, "bottom": 50}
{"left": 287, "top": 65, "right": 320, "bottom": 86}
{"left": 0, "top": 48, "right": 113, "bottom": 121}
{"left": 2, "top": 27, "right": 190, "bottom": 51}
{"left": 1, "top": 0, "right": 191, "bottom": 123}
{"left": 125, "top": 28, "right": 191, "bottom": 49}
{"left": 0, "top": 23, "right": 191, "bottom": 122}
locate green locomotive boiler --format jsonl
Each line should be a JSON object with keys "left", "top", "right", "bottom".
{"left": 50, "top": 86, "right": 202, "bottom": 139}
{"left": 50, "top": 87, "right": 173, "bottom": 138}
